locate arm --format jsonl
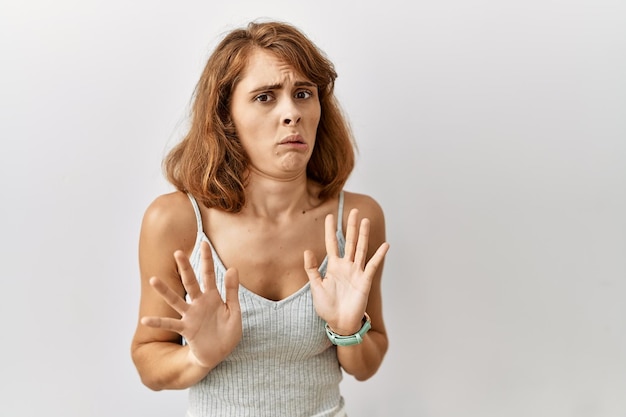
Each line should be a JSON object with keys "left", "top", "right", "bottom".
{"left": 335, "top": 278, "right": 387, "bottom": 380}
{"left": 305, "top": 193, "right": 389, "bottom": 381}
{"left": 130, "top": 192, "right": 241, "bottom": 390}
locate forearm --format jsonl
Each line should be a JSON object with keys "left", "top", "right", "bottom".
{"left": 336, "top": 329, "right": 388, "bottom": 381}
{"left": 132, "top": 341, "right": 214, "bottom": 391}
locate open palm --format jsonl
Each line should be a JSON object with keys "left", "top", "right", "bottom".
{"left": 141, "top": 241, "right": 242, "bottom": 367}
{"left": 304, "top": 209, "right": 389, "bottom": 335}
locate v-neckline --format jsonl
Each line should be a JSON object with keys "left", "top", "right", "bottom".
{"left": 200, "top": 231, "right": 329, "bottom": 305}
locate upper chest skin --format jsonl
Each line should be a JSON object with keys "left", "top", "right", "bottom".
{"left": 199, "top": 200, "right": 337, "bottom": 301}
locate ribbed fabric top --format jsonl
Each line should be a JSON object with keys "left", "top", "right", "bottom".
{"left": 185, "top": 192, "right": 347, "bottom": 417}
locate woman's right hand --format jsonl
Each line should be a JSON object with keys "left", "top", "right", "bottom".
{"left": 141, "top": 241, "right": 242, "bottom": 368}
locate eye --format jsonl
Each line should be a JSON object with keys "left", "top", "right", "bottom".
{"left": 295, "top": 89, "right": 314, "bottom": 100}
{"left": 254, "top": 93, "right": 274, "bottom": 103}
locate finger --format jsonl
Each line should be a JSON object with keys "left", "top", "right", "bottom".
{"left": 353, "top": 217, "right": 371, "bottom": 269}
{"left": 148, "top": 276, "right": 189, "bottom": 315}
{"left": 223, "top": 268, "right": 241, "bottom": 311}
{"left": 344, "top": 208, "right": 359, "bottom": 261}
{"left": 363, "top": 242, "right": 390, "bottom": 278}
{"left": 199, "top": 241, "right": 218, "bottom": 293}
{"left": 324, "top": 214, "right": 339, "bottom": 258}
{"left": 141, "top": 316, "right": 185, "bottom": 334}
{"left": 303, "top": 250, "right": 323, "bottom": 286}
{"left": 174, "top": 250, "right": 202, "bottom": 300}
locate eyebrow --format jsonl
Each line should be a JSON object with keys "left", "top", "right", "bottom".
{"left": 248, "top": 80, "right": 317, "bottom": 95}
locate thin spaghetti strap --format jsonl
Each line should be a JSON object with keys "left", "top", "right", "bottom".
{"left": 186, "top": 193, "right": 204, "bottom": 234}
{"left": 336, "top": 191, "right": 344, "bottom": 234}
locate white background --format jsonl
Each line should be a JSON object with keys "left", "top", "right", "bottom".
{"left": 1, "top": 0, "right": 625, "bottom": 416}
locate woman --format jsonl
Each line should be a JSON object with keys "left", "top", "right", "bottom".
{"left": 131, "top": 20, "right": 390, "bottom": 417}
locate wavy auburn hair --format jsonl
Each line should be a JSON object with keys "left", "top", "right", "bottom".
{"left": 164, "top": 20, "right": 356, "bottom": 212}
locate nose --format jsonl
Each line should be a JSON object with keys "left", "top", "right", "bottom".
{"left": 282, "top": 100, "right": 301, "bottom": 126}
{"left": 283, "top": 117, "right": 301, "bottom": 125}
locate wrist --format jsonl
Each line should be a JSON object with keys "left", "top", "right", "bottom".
{"left": 325, "top": 313, "right": 371, "bottom": 346}
{"left": 185, "top": 347, "right": 216, "bottom": 371}
{"left": 326, "top": 321, "right": 362, "bottom": 336}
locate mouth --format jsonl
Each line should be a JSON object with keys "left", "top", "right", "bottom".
{"left": 279, "top": 134, "right": 306, "bottom": 145}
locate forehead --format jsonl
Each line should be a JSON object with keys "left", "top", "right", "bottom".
{"left": 238, "top": 48, "right": 308, "bottom": 87}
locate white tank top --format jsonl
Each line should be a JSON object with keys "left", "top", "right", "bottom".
{"left": 185, "top": 192, "right": 347, "bottom": 417}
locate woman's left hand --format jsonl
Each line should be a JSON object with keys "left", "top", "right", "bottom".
{"left": 304, "top": 208, "right": 389, "bottom": 335}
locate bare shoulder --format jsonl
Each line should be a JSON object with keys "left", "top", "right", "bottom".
{"left": 341, "top": 190, "right": 387, "bottom": 249}
{"left": 342, "top": 190, "right": 385, "bottom": 223}
{"left": 140, "top": 191, "right": 198, "bottom": 255}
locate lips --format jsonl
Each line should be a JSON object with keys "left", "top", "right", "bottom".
{"left": 278, "top": 134, "right": 309, "bottom": 152}
{"left": 279, "top": 134, "right": 305, "bottom": 145}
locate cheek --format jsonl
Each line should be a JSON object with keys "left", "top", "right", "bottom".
{"left": 308, "top": 103, "right": 322, "bottom": 127}
{"left": 232, "top": 117, "right": 270, "bottom": 155}
{"left": 232, "top": 109, "right": 259, "bottom": 139}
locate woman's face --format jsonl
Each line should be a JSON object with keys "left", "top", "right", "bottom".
{"left": 230, "top": 48, "right": 321, "bottom": 180}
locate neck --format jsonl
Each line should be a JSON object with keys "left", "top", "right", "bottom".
{"left": 243, "top": 170, "right": 320, "bottom": 218}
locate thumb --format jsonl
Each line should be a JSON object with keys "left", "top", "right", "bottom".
{"left": 223, "top": 268, "right": 241, "bottom": 312}
{"left": 303, "top": 250, "right": 322, "bottom": 285}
